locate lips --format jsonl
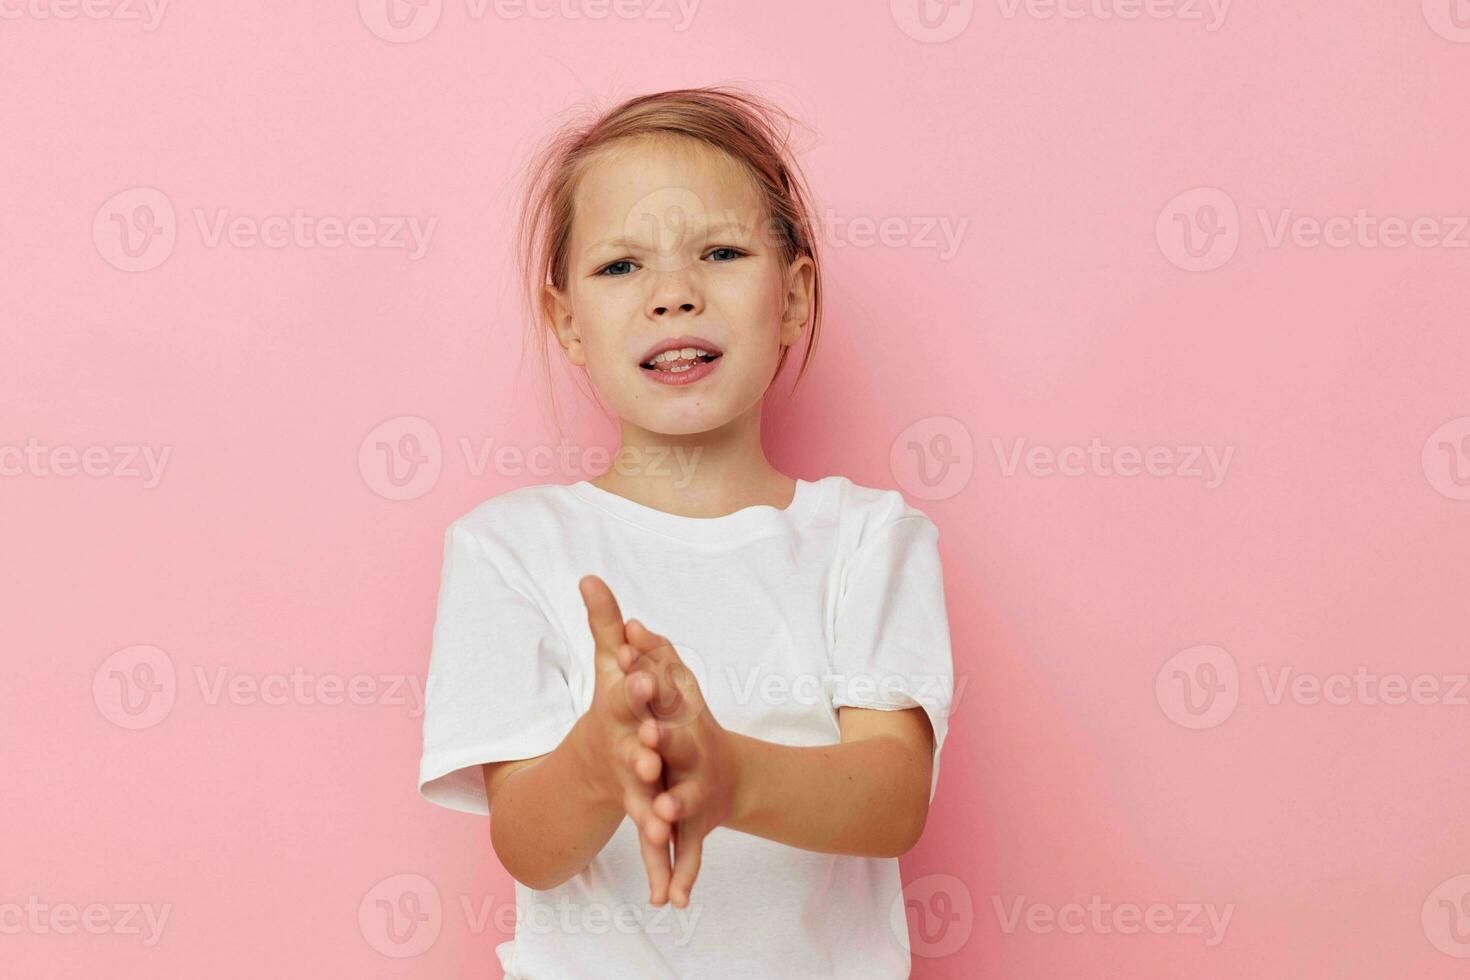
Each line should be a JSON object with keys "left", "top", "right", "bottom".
{"left": 637, "top": 335, "right": 725, "bottom": 366}
{"left": 641, "top": 353, "right": 722, "bottom": 387}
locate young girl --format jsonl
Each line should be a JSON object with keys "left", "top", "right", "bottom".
{"left": 417, "top": 86, "right": 955, "bottom": 979}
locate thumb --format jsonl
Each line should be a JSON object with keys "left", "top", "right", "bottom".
{"left": 626, "top": 619, "right": 695, "bottom": 722}
{"left": 626, "top": 618, "right": 680, "bottom": 664}
{"left": 579, "top": 575, "right": 628, "bottom": 684}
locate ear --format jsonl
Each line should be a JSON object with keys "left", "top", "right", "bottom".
{"left": 779, "top": 254, "right": 815, "bottom": 348}
{"left": 542, "top": 282, "right": 585, "bottom": 367}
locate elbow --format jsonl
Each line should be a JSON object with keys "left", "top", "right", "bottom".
{"left": 494, "top": 843, "right": 576, "bottom": 891}
{"left": 508, "top": 866, "right": 569, "bottom": 891}
{"left": 879, "top": 795, "right": 930, "bottom": 858}
{"left": 489, "top": 810, "right": 575, "bottom": 891}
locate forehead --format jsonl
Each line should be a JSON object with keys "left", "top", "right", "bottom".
{"left": 572, "top": 136, "right": 766, "bottom": 247}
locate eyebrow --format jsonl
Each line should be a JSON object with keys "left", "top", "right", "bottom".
{"left": 585, "top": 218, "right": 754, "bottom": 254}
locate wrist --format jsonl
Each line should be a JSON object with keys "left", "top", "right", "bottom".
{"left": 721, "top": 726, "right": 756, "bottom": 828}
{"left": 566, "top": 712, "right": 621, "bottom": 816}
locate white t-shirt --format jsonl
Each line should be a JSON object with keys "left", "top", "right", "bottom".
{"left": 417, "top": 475, "right": 954, "bottom": 979}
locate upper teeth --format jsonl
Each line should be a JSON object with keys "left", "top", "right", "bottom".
{"left": 648, "top": 347, "right": 711, "bottom": 364}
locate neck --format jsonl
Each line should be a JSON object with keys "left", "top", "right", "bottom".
{"left": 590, "top": 402, "right": 795, "bottom": 518}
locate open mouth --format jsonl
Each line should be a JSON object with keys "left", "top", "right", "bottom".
{"left": 639, "top": 348, "right": 723, "bottom": 374}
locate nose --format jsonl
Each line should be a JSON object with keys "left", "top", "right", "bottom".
{"left": 647, "top": 265, "right": 702, "bottom": 318}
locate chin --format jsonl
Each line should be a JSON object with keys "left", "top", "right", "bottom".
{"left": 642, "top": 412, "right": 728, "bottom": 437}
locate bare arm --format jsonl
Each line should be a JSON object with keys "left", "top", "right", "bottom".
{"left": 484, "top": 714, "right": 626, "bottom": 891}
{"left": 723, "top": 706, "right": 934, "bottom": 859}
{"left": 622, "top": 619, "right": 940, "bottom": 906}
{"left": 484, "top": 575, "right": 677, "bottom": 896}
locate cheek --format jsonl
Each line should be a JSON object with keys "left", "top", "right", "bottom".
{"left": 569, "top": 291, "right": 623, "bottom": 364}
{"left": 717, "top": 266, "right": 785, "bottom": 335}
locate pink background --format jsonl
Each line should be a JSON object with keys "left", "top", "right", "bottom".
{"left": 4, "top": 1, "right": 1470, "bottom": 976}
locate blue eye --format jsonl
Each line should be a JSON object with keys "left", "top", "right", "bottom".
{"left": 600, "top": 260, "right": 636, "bottom": 277}
{"left": 706, "top": 247, "right": 744, "bottom": 262}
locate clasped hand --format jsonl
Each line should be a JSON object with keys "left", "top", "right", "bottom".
{"left": 579, "top": 575, "right": 736, "bottom": 909}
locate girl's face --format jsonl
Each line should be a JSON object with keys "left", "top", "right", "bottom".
{"left": 544, "top": 136, "right": 813, "bottom": 437}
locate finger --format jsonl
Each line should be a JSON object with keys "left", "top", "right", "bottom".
{"left": 619, "top": 739, "right": 673, "bottom": 848}
{"left": 617, "top": 642, "right": 638, "bottom": 673}
{"left": 646, "top": 662, "right": 686, "bottom": 720}
{"left": 638, "top": 827, "right": 672, "bottom": 906}
{"left": 654, "top": 779, "right": 704, "bottom": 824}
{"left": 624, "top": 788, "right": 673, "bottom": 905}
{"left": 609, "top": 669, "right": 656, "bottom": 725}
{"left": 669, "top": 822, "right": 705, "bottom": 909}
{"left": 626, "top": 618, "right": 679, "bottom": 661}
{"left": 638, "top": 717, "right": 661, "bottom": 751}
{"left": 623, "top": 621, "right": 700, "bottom": 724}
{"left": 628, "top": 783, "right": 673, "bottom": 848}
{"left": 579, "top": 575, "right": 628, "bottom": 665}
{"left": 646, "top": 719, "right": 699, "bottom": 768}
{"left": 634, "top": 745, "right": 662, "bottom": 784}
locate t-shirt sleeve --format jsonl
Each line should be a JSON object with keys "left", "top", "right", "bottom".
{"left": 829, "top": 513, "right": 955, "bottom": 804}
{"left": 417, "top": 521, "right": 580, "bottom": 816}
